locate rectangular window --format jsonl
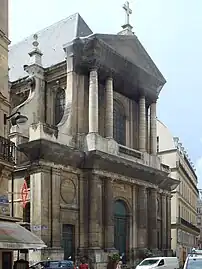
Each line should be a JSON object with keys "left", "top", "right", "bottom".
{"left": 157, "top": 136, "right": 159, "bottom": 152}
{"left": 61, "top": 224, "right": 75, "bottom": 260}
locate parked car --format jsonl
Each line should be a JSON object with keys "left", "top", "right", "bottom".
{"left": 30, "top": 260, "right": 74, "bottom": 269}
{"left": 136, "top": 257, "right": 179, "bottom": 269}
{"left": 183, "top": 251, "right": 202, "bottom": 269}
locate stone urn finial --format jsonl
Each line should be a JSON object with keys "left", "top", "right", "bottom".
{"left": 32, "top": 34, "right": 39, "bottom": 48}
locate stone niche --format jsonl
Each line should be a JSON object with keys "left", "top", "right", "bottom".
{"left": 60, "top": 172, "right": 78, "bottom": 207}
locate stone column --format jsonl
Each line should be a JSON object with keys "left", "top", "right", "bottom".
{"left": 105, "top": 77, "right": 113, "bottom": 138}
{"left": 137, "top": 186, "right": 148, "bottom": 248}
{"left": 139, "top": 96, "right": 146, "bottom": 152}
{"left": 167, "top": 195, "right": 172, "bottom": 250}
{"left": 148, "top": 189, "right": 158, "bottom": 249}
{"left": 89, "top": 69, "right": 99, "bottom": 133}
{"left": 89, "top": 174, "right": 102, "bottom": 248}
{"left": 161, "top": 193, "right": 167, "bottom": 250}
{"left": 104, "top": 178, "right": 114, "bottom": 249}
{"left": 150, "top": 102, "right": 157, "bottom": 155}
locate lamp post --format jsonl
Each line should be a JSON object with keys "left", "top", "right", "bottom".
{"left": 4, "top": 111, "right": 28, "bottom": 126}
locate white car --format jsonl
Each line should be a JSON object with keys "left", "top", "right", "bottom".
{"left": 136, "top": 257, "right": 179, "bottom": 269}
{"left": 183, "top": 252, "right": 202, "bottom": 269}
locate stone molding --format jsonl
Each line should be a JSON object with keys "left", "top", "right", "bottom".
{"left": 92, "top": 169, "right": 158, "bottom": 189}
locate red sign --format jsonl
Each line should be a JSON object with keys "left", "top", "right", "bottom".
{"left": 21, "top": 178, "right": 28, "bottom": 208}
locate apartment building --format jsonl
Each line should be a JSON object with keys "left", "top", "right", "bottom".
{"left": 157, "top": 119, "right": 199, "bottom": 265}
{"left": 196, "top": 190, "right": 202, "bottom": 248}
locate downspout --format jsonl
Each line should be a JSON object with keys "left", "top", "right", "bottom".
{"left": 50, "top": 167, "right": 53, "bottom": 247}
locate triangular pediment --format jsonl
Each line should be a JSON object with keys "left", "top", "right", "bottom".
{"left": 96, "top": 34, "right": 166, "bottom": 84}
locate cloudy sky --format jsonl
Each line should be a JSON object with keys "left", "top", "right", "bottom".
{"left": 9, "top": 0, "right": 202, "bottom": 186}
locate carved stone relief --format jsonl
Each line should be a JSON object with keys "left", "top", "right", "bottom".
{"left": 60, "top": 178, "right": 76, "bottom": 204}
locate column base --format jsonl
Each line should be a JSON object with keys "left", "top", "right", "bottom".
{"left": 85, "top": 133, "right": 118, "bottom": 155}
{"left": 29, "top": 247, "right": 64, "bottom": 265}
{"left": 77, "top": 248, "right": 120, "bottom": 269}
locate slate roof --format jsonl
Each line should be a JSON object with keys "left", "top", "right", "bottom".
{"left": 9, "top": 13, "right": 165, "bottom": 85}
{"left": 9, "top": 13, "right": 93, "bottom": 82}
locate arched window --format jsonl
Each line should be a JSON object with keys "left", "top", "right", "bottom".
{"left": 113, "top": 100, "right": 126, "bottom": 145}
{"left": 55, "top": 88, "right": 65, "bottom": 125}
{"left": 114, "top": 200, "right": 129, "bottom": 257}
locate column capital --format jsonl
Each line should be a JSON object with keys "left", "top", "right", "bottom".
{"left": 106, "top": 76, "right": 113, "bottom": 81}
{"left": 89, "top": 60, "right": 100, "bottom": 72}
{"left": 149, "top": 187, "right": 158, "bottom": 194}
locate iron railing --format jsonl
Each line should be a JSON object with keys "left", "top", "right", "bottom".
{"left": 0, "top": 136, "right": 16, "bottom": 164}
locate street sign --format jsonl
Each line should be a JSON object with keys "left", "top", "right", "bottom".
{"left": 0, "top": 195, "right": 9, "bottom": 204}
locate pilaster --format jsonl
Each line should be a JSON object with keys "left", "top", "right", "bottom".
{"left": 104, "top": 178, "right": 114, "bottom": 249}
{"left": 89, "top": 69, "right": 99, "bottom": 133}
{"left": 51, "top": 168, "right": 61, "bottom": 247}
{"left": 79, "top": 173, "right": 89, "bottom": 249}
{"left": 150, "top": 102, "right": 157, "bottom": 155}
{"left": 88, "top": 173, "right": 102, "bottom": 248}
{"left": 148, "top": 188, "right": 157, "bottom": 250}
{"left": 105, "top": 77, "right": 113, "bottom": 138}
{"left": 161, "top": 193, "right": 167, "bottom": 250}
{"left": 30, "top": 167, "right": 51, "bottom": 245}
{"left": 167, "top": 195, "right": 171, "bottom": 250}
{"left": 137, "top": 186, "right": 148, "bottom": 248}
{"left": 138, "top": 96, "right": 146, "bottom": 152}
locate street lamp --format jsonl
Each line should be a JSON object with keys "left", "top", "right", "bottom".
{"left": 4, "top": 111, "right": 28, "bottom": 126}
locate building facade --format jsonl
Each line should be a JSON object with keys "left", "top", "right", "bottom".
{"left": 9, "top": 9, "right": 178, "bottom": 267}
{"left": 0, "top": 2, "right": 46, "bottom": 268}
{"left": 157, "top": 120, "right": 199, "bottom": 266}
{"left": 196, "top": 190, "right": 202, "bottom": 248}
{"left": 0, "top": 0, "right": 16, "bottom": 267}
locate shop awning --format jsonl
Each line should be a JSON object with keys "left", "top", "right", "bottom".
{"left": 0, "top": 221, "right": 47, "bottom": 249}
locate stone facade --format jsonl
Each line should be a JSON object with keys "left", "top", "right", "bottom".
{"left": 9, "top": 12, "right": 178, "bottom": 267}
{"left": 0, "top": 0, "right": 15, "bottom": 218}
{"left": 157, "top": 120, "right": 199, "bottom": 266}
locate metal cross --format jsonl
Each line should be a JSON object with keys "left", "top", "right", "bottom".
{"left": 123, "top": 1, "right": 132, "bottom": 25}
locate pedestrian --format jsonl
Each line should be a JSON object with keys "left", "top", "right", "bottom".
{"left": 79, "top": 259, "right": 88, "bottom": 269}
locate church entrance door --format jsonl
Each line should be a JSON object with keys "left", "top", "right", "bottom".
{"left": 114, "top": 200, "right": 129, "bottom": 257}
{"left": 62, "top": 224, "right": 75, "bottom": 260}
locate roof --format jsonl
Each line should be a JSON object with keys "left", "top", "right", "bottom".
{"left": 9, "top": 13, "right": 93, "bottom": 82}
{"left": 9, "top": 13, "right": 165, "bottom": 85}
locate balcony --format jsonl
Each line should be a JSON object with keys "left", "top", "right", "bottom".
{"left": 180, "top": 217, "right": 200, "bottom": 233}
{"left": 0, "top": 136, "right": 16, "bottom": 164}
{"left": 173, "top": 217, "right": 200, "bottom": 234}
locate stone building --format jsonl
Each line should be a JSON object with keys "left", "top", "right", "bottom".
{"left": 9, "top": 6, "right": 178, "bottom": 266}
{"left": 196, "top": 190, "right": 202, "bottom": 248}
{"left": 0, "top": 1, "right": 46, "bottom": 268}
{"left": 157, "top": 119, "right": 199, "bottom": 266}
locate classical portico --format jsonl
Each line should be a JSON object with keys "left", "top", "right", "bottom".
{"left": 8, "top": 2, "right": 178, "bottom": 268}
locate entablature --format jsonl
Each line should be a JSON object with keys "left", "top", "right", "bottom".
{"left": 64, "top": 35, "right": 165, "bottom": 103}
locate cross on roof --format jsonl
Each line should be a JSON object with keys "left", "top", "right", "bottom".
{"left": 123, "top": 1, "right": 132, "bottom": 26}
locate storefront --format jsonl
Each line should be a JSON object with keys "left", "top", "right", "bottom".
{"left": 0, "top": 221, "right": 46, "bottom": 269}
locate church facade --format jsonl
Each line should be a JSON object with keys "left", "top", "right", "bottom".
{"left": 8, "top": 10, "right": 178, "bottom": 266}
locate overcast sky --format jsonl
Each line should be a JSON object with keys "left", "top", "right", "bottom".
{"left": 9, "top": 0, "right": 202, "bottom": 186}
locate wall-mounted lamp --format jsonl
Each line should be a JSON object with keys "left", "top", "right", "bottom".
{"left": 4, "top": 111, "right": 28, "bottom": 126}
